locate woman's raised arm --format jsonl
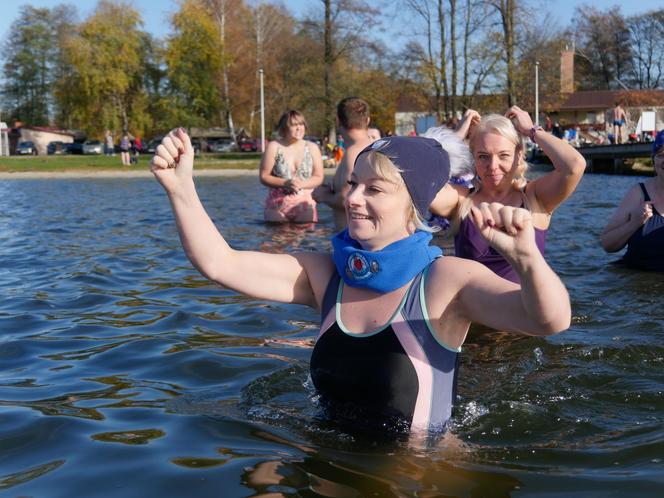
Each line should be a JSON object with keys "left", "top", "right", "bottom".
{"left": 428, "top": 203, "right": 570, "bottom": 339}
{"left": 151, "top": 129, "right": 334, "bottom": 308}
{"left": 455, "top": 109, "right": 480, "bottom": 141}
{"left": 600, "top": 184, "right": 653, "bottom": 253}
{"left": 507, "top": 106, "right": 586, "bottom": 213}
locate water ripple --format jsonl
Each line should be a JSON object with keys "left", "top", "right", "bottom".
{"left": 0, "top": 174, "right": 662, "bottom": 496}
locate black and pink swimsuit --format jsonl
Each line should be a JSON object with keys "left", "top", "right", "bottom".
{"left": 310, "top": 268, "right": 460, "bottom": 433}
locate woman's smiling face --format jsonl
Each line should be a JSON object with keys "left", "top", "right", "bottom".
{"left": 345, "top": 154, "right": 413, "bottom": 251}
{"left": 472, "top": 131, "right": 519, "bottom": 190}
{"left": 286, "top": 119, "right": 306, "bottom": 141}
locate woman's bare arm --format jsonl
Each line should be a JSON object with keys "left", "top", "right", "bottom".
{"left": 600, "top": 185, "right": 652, "bottom": 252}
{"left": 152, "top": 129, "right": 335, "bottom": 308}
{"left": 427, "top": 203, "right": 570, "bottom": 343}
{"left": 506, "top": 106, "right": 586, "bottom": 213}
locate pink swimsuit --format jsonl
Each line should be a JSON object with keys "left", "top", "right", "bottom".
{"left": 264, "top": 144, "right": 318, "bottom": 222}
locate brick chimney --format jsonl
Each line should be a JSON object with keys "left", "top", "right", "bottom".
{"left": 560, "top": 48, "right": 574, "bottom": 94}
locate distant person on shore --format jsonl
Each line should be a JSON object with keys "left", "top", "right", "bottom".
{"left": 428, "top": 106, "right": 586, "bottom": 283}
{"left": 613, "top": 102, "right": 627, "bottom": 144}
{"left": 104, "top": 130, "right": 114, "bottom": 156}
{"left": 600, "top": 130, "right": 664, "bottom": 271}
{"left": 367, "top": 125, "right": 381, "bottom": 142}
{"left": 563, "top": 126, "right": 578, "bottom": 146}
{"left": 336, "top": 134, "right": 345, "bottom": 151}
{"left": 120, "top": 133, "right": 131, "bottom": 166}
{"left": 313, "top": 97, "right": 373, "bottom": 229}
{"left": 552, "top": 122, "right": 563, "bottom": 139}
{"left": 333, "top": 144, "right": 344, "bottom": 165}
{"left": 259, "top": 110, "right": 324, "bottom": 223}
{"left": 131, "top": 136, "right": 142, "bottom": 164}
{"left": 545, "top": 115, "right": 552, "bottom": 132}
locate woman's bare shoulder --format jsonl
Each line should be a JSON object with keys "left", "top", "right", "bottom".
{"left": 427, "top": 256, "right": 479, "bottom": 290}
{"left": 622, "top": 182, "right": 646, "bottom": 202}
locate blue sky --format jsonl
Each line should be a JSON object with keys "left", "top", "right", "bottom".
{"left": 1, "top": 0, "right": 662, "bottom": 46}
{"left": 0, "top": 1, "right": 303, "bottom": 41}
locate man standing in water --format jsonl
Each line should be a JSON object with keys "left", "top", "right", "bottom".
{"left": 613, "top": 101, "right": 627, "bottom": 144}
{"left": 314, "top": 97, "right": 373, "bottom": 229}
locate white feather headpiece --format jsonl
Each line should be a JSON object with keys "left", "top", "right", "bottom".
{"left": 422, "top": 126, "right": 474, "bottom": 178}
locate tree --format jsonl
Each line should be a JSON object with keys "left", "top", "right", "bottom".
{"left": 399, "top": 0, "right": 501, "bottom": 118}
{"left": 302, "top": 0, "right": 379, "bottom": 139}
{"left": 486, "top": 0, "right": 518, "bottom": 106}
{"left": 573, "top": 6, "right": 633, "bottom": 90}
{"left": 205, "top": 0, "right": 251, "bottom": 144}
{"left": 511, "top": 7, "right": 569, "bottom": 115}
{"left": 55, "top": 1, "right": 149, "bottom": 136}
{"left": 165, "top": 0, "right": 224, "bottom": 127}
{"left": 140, "top": 35, "right": 176, "bottom": 135}
{"left": 1, "top": 5, "right": 74, "bottom": 125}
{"left": 448, "top": 0, "right": 458, "bottom": 114}
{"left": 245, "top": 2, "right": 295, "bottom": 135}
{"left": 402, "top": 0, "right": 448, "bottom": 121}
{"left": 627, "top": 10, "right": 664, "bottom": 89}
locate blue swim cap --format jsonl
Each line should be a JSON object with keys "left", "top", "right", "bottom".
{"left": 356, "top": 136, "right": 451, "bottom": 219}
{"left": 654, "top": 130, "right": 664, "bottom": 156}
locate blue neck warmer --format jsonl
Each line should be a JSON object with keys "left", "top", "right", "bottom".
{"left": 331, "top": 229, "right": 442, "bottom": 293}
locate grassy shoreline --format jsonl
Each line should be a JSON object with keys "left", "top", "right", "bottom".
{"left": 0, "top": 153, "right": 261, "bottom": 173}
{"left": 0, "top": 153, "right": 652, "bottom": 176}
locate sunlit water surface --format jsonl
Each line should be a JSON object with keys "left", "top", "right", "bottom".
{"left": 0, "top": 173, "right": 662, "bottom": 497}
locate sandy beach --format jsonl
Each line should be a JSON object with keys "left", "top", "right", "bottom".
{"left": 0, "top": 169, "right": 259, "bottom": 179}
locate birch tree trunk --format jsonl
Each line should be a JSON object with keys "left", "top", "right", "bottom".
{"left": 208, "top": 0, "right": 237, "bottom": 144}
{"left": 437, "top": 0, "right": 449, "bottom": 118}
{"left": 449, "top": 0, "right": 457, "bottom": 116}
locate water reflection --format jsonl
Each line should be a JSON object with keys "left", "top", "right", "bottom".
{"left": 260, "top": 223, "right": 319, "bottom": 253}
{"left": 240, "top": 428, "right": 523, "bottom": 497}
{"left": 91, "top": 428, "right": 166, "bottom": 445}
{"left": 0, "top": 175, "right": 663, "bottom": 496}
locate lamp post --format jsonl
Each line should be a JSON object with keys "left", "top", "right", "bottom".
{"left": 535, "top": 61, "right": 540, "bottom": 126}
{"left": 259, "top": 68, "right": 265, "bottom": 153}
{"left": 0, "top": 109, "right": 7, "bottom": 157}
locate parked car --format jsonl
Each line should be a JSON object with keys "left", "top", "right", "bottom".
{"left": 82, "top": 140, "right": 103, "bottom": 155}
{"left": 304, "top": 136, "right": 322, "bottom": 148}
{"left": 16, "top": 141, "right": 37, "bottom": 155}
{"left": 208, "top": 138, "right": 237, "bottom": 153}
{"left": 47, "top": 141, "right": 68, "bottom": 155}
{"left": 67, "top": 142, "right": 84, "bottom": 154}
{"left": 238, "top": 138, "right": 258, "bottom": 152}
{"left": 190, "top": 138, "right": 202, "bottom": 155}
{"left": 144, "top": 137, "right": 163, "bottom": 154}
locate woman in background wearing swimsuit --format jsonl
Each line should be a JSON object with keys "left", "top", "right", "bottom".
{"left": 151, "top": 129, "right": 570, "bottom": 435}
{"left": 429, "top": 106, "right": 586, "bottom": 283}
{"left": 600, "top": 130, "right": 664, "bottom": 271}
{"left": 259, "top": 110, "right": 324, "bottom": 223}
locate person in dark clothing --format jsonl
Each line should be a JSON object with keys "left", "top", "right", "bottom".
{"left": 601, "top": 130, "right": 664, "bottom": 270}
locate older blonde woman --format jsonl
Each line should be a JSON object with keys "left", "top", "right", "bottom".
{"left": 429, "top": 106, "right": 586, "bottom": 282}
{"left": 151, "top": 129, "right": 570, "bottom": 434}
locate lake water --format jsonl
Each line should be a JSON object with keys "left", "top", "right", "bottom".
{"left": 0, "top": 173, "right": 662, "bottom": 497}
